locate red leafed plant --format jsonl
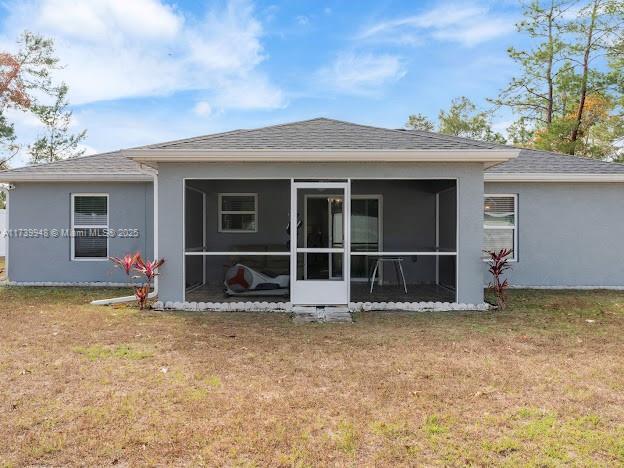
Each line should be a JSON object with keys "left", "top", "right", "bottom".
{"left": 110, "top": 252, "right": 140, "bottom": 275}
{"left": 134, "top": 257, "right": 165, "bottom": 282}
{"left": 484, "top": 248, "right": 513, "bottom": 310}
{"left": 133, "top": 284, "right": 150, "bottom": 310}
{"left": 110, "top": 252, "right": 165, "bottom": 310}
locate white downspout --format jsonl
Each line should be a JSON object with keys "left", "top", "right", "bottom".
{"left": 91, "top": 165, "right": 159, "bottom": 305}
{"left": 0, "top": 184, "right": 11, "bottom": 283}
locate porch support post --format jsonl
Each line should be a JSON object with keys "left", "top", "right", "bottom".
{"left": 456, "top": 172, "right": 485, "bottom": 304}
{"left": 157, "top": 165, "right": 185, "bottom": 303}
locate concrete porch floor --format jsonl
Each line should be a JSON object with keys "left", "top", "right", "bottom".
{"left": 350, "top": 283, "right": 455, "bottom": 303}
{"left": 185, "top": 283, "right": 455, "bottom": 304}
{"left": 185, "top": 283, "right": 290, "bottom": 303}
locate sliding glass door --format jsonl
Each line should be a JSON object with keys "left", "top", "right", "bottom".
{"left": 351, "top": 196, "right": 381, "bottom": 280}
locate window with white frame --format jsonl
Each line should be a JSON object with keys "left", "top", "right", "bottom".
{"left": 71, "top": 194, "right": 108, "bottom": 260}
{"left": 483, "top": 194, "right": 517, "bottom": 260}
{"left": 218, "top": 193, "right": 257, "bottom": 232}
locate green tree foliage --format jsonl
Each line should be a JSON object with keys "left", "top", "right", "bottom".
{"left": 406, "top": 97, "right": 505, "bottom": 144}
{"left": 1, "top": 31, "right": 85, "bottom": 168}
{"left": 438, "top": 97, "right": 506, "bottom": 143}
{"left": 564, "top": 0, "right": 624, "bottom": 154}
{"left": 489, "top": 0, "right": 573, "bottom": 127}
{"left": 493, "top": 0, "right": 624, "bottom": 160}
{"left": 405, "top": 113, "right": 435, "bottom": 131}
{"left": 0, "top": 32, "right": 59, "bottom": 167}
{"left": 0, "top": 114, "right": 16, "bottom": 170}
{"left": 28, "top": 83, "right": 86, "bottom": 164}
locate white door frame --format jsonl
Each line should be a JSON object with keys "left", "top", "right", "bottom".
{"left": 290, "top": 180, "right": 351, "bottom": 305}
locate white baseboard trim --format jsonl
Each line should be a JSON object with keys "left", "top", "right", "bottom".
{"left": 153, "top": 301, "right": 490, "bottom": 312}
{"left": 6, "top": 281, "right": 138, "bottom": 287}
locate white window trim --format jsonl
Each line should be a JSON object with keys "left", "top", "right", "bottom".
{"left": 218, "top": 193, "right": 258, "bottom": 233}
{"left": 71, "top": 193, "right": 109, "bottom": 261}
{"left": 483, "top": 193, "right": 518, "bottom": 262}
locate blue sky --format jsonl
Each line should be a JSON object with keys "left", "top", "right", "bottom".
{"left": 0, "top": 0, "right": 528, "bottom": 166}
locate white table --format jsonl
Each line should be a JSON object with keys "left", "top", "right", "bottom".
{"left": 369, "top": 257, "right": 407, "bottom": 294}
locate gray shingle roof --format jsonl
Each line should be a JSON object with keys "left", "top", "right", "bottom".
{"left": 5, "top": 151, "right": 143, "bottom": 174}
{"left": 487, "top": 147, "right": 624, "bottom": 174}
{"left": 0, "top": 151, "right": 150, "bottom": 180}
{"left": 404, "top": 128, "right": 624, "bottom": 174}
{"left": 1, "top": 117, "right": 622, "bottom": 180}
{"left": 143, "top": 117, "right": 496, "bottom": 150}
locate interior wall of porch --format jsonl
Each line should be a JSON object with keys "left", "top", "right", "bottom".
{"left": 158, "top": 162, "right": 484, "bottom": 304}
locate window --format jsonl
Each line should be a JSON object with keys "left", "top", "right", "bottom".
{"left": 483, "top": 194, "right": 517, "bottom": 261}
{"left": 71, "top": 194, "right": 108, "bottom": 260}
{"left": 218, "top": 193, "right": 257, "bottom": 232}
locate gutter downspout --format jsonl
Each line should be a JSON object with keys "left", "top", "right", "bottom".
{"left": 0, "top": 184, "right": 11, "bottom": 283}
{"left": 91, "top": 165, "right": 159, "bottom": 305}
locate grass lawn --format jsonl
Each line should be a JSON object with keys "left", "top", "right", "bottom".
{"left": 1, "top": 288, "right": 624, "bottom": 466}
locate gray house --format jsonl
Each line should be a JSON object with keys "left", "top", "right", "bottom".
{"left": 1, "top": 118, "right": 623, "bottom": 311}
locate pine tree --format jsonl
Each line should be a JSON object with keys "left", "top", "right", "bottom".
{"left": 28, "top": 83, "right": 86, "bottom": 164}
{"left": 438, "top": 97, "right": 506, "bottom": 143}
{"left": 0, "top": 31, "right": 60, "bottom": 167}
{"left": 489, "top": 0, "right": 573, "bottom": 127}
{"left": 405, "top": 113, "right": 435, "bottom": 131}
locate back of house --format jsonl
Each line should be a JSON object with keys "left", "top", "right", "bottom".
{"left": 1, "top": 118, "right": 623, "bottom": 310}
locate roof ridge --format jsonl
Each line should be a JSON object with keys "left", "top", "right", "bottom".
{"left": 319, "top": 117, "right": 485, "bottom": 144}
{"left": 138, "top": 128, "right": 248, "bottom": 149}
{"left": 403, "top": 129, "right": 497, "bottom": 149}
{"left": 134, "top": 117, "right": 505, "bottom": 151}
{"left": 145, "top": 117, "right": 332, "bottom": 149}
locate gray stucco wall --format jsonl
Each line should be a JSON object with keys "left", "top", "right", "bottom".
{"left": 8, "top": 182, "right": 153, "bottom": 283}
{"left": 158, "top": 162, "right": 484, "bottom": 304}
{"left": 484, "top": 182, "right": 624, "bottom": 287}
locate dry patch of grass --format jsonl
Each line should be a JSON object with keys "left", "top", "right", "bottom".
{"left": 74, "top": 344, "right": 154, "bottom": 361}
{"left": 1, "top": 287, "right": 624, "bottom": 465}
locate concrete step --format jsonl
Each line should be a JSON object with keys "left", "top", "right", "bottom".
{"left": 292, "top": 306, "right": 353, "bottom": 323}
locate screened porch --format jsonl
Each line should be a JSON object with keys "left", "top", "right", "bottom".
{"left": 184, "top": 179, "right": 457, "bottom": 305}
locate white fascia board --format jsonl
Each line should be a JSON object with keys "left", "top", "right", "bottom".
{"left": 0, "top": 173, "right": 153, "bottom": 182}
{"left": 484, "top": 172, "right": 624, "bottom": 183}
{"left": 123, "top": 148, "right": 520, "bottom": 165}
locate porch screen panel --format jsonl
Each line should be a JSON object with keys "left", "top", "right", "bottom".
{"left": 349, "top": 180, "right": 457, "bottom": 297}
{"left": 184, "top": 180, "right": 291, "bottom": 302}
{"left": 185, "top": 254, "right": 290, "bottom": 302}
{"left": 351, "top": 197, "right": 380, "bottom": 279}
{"left": 185, "top": 180, "right": 290, "bottom": 253}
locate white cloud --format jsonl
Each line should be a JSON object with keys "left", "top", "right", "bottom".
{"left": 492, "top": 119, "right": 514, "bottom": 138}
{"left": 0, "top": 0, "right": 285, "bottom": 109}
{"left": 214, "top": 75, "right": 286, "bottom": 110}
{"left": 35, "top": 0, "right": 181, "bottom": 41}
{"left": 357, "top": 3, "right": 513, "bottom": 47}
{"left": 296, "top": 15, "right": 309, "bottom": 26}
{"left": 77, "top": 143, "right": 98, "bottom": 156}
{"left": 193, "top": 101, "right": 212, "bottom": 116}
{"left": 4, "top": 108, "right": 42, "bottom": 128}
{"left": 318, "top": 52, "right": 406, "bottom": 95}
